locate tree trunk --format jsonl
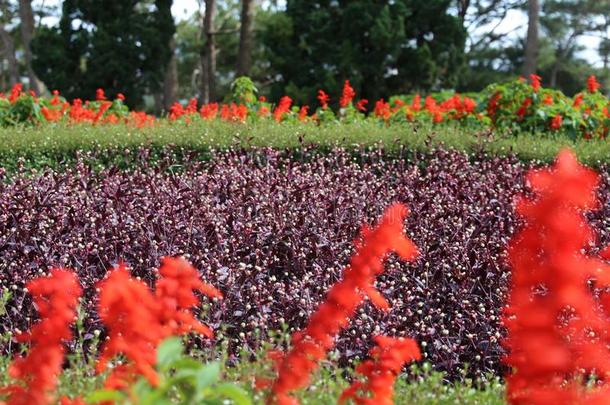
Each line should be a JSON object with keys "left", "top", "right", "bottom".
{"left": 18, "top": 0, "right": 44, "bottom": 94}
{"left": 163, "top": 36, "right": 178, "bottom": 111}
{"left": 550, "top": 61, "right": 559, "bottom": 88}
{"left": 0, "top": 24, "right": 19, "bottom": 86}
{"left": 236, "top": 0, "right": 255, "bottom": 77}
{"left": 522, "top": 0, "right": 539, "bottom": 77}
{"left": 200, "top": 0, "right": 216, "bottom": 104}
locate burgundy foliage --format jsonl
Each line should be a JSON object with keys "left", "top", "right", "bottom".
{"left": 0, "top": 148, "right": 608, "bottom": 380}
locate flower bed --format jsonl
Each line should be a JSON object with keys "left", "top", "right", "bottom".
{"left": 2, "top": 148, "right": 608, "bottom": 380}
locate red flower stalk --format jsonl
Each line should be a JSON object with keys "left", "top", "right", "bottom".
{"left": 298, "top": 105, "right": 309, "bottom": 121}
{"left": 530, "top": 74, "right": 542, "bottom": 92}
{"left": 503, "top": 149, "right": 610, "bottom": 405}
{"left": 339, "top": 336, "right": 421, "bottom": 405}
{"left": 355, "top": 99, "right": 368, "bottom": 112}
{"left": 96, "top": 259, "right": 221, "bottom": 389}
{"left": 273, "top": 96, "right": 292, "bottom": 122}
{"left": 374, "top": 99, "right": 391, "bottom": 121}
{"left": 543, "top": 94, "right": 554, "bottom": 105}
{"left": 317, "top": 90, "right": 330, "bottom": 109}
{"left": 200, "top": 103, "right": 219, "bottom": 120}
{"left": 487, "top": 92, "right": 502, "bottom": 119}
{"left": 411, "top": 94, "right": 422, "bottom": 112}
{"left": 96, "top": 88, "right": 107, "bottom": 101}
{"left": 573, "top": 93, "right": 584, "bottom": 108}
{"left": 340, "top": 80, "right": 356, "bottom": 108}
{"left": 96, "top": 264, "right": 164, "bottom": 388}
{"left": 550, "top": 114, "right": 563, "bottom": 130}
{"left": 1, "top": 269, "right": 82, "bottom": 405}
{"left": 155, "top": 257, "right": 222, "bottom": 338}
{"left": 267, "top": 203, "right": 419, "bottom": 405}
{"left": 587, "top": 75, "right": 600, "bottom": 93}
{"left": 516, "top": 97, "right": 532, "bottom": 120}
{"left": 41, "top": 107, "right": 62, "bottom": 122}
{"left": 8, "top": 84, "right": 22, "bottom": 104}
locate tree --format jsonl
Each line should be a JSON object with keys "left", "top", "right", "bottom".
{"left": 32, "top": 0, "right": 175, "bottom": 106}
{"left": 236, "top": 0, "right": 255, "bottom": 77}
{"left": 523, "top": 0, "right": 540, "bottom": 77}
{"left": 261, "top": 0, "right": 465, "bottom": 105}
{"left": 19, "top": 0, "right": 44, "bottom": 94}
{"left": 541, "top": 0, "right": 608, "bottom": 88}
{"left": 0, "top": 1, "right": 19, "bottom": 89}
{"left": 200, "top": 0, "right": 217, "bottom": 103}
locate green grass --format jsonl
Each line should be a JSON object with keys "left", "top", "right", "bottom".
{"left": 0, "top": 120, "right": 609, "bottom": 174}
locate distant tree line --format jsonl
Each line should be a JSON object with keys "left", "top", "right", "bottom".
{"left": 1, "top": 0, "right": 609, "bottom": 110}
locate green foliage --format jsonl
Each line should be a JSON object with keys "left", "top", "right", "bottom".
{"left": 260, "top": 0, "right": 466, "bottom": 106}
{"left": 0, "top": 92, "right": 42, "bottom": 126}
{"left": 230, "top": 76, "right": 258, "bottom": 105}
{"left": 86, "top": 338, "right": 252, "bottom": 405}
{"left": 31, "top": 0, "right": 175, "bottom": 107}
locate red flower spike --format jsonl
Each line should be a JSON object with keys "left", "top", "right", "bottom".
{"left": 156, "top": 256, "right": 222, "bottom": 337}
{"left": 530, "top": 74, "right": 542, "bottom": 92}
{"left": 339, "top": 336, "right": 421, "bottom": 405}
{"left": 588, "top": 75, "right": 601, "bottom": 93}
{"left": 340, "top": 80, "right": 356, "bottom": 108}
{"left": 317, "top": 90, "right": 330, "bottom": 109}
{"left": 267, "top": 203, "right": 418, "bottom": 405}
{"left": 273, "top": 96, "right": 292, "bottom": 122}
{"left": 550, "top": 114, "right": 563, "bottom": 130}
{"left": 96, "top": 259, "right": 221, "bottom": 391}
{"left": 503, "top": 149, "right": 610, "bottom": 405}
{"left": 96, "top": 264, "right": 164, "bottom": 388}
{"left": 0, "top": 269, "right": 81, "bottom": 405}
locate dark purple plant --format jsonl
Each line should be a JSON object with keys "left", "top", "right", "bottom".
{"left": 0, "top": 148, "right": 608, "bottom": 380}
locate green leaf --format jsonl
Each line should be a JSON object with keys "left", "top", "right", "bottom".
{"left": 213, "top": 383, "right": 253, "bottom": 405}
{"left": 85, "top": 389, "right": 125, "bottom": 403}
{"left": 156, "top": 337, "right": 183, "bottom": 369}
{"left": 196, "top": 362, "right": 221, "bottom": 391}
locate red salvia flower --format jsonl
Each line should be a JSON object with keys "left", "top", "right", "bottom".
{"left": 41, "top": 107, "right": 62, "bottom": 122}
{"left": 356, "top": 99, "right": 368, "bottom": 112}
{"left": 516, "top": 97, "right": 532, "bottom": 120}
{"left": 339, "top": 336, "right": 421, "bottom": 405}
{"left": 200, "top": 103, "right": 219, "bottom": 120}
{"left": 411, "top": 94, "right": 422, "bottom": 112}
{"left": 0, "top": 269, "right": 81, "bottom": 405}
{"left": 530, "top": 74, "right": 542, "bottom": 92}
{"left": 298, "top": 105, "right": 309, "bottom": 121}
{"left": 503, "top": 149, "right": 610, "bottom": 405}
{"left": 573, "top": 93, "right": 584, "bottom": 108}
{"left": 340, "top": 80, "right": 356, "bottom": 108}
{"left": 266, "top": 203, "right": 419, "bottom": 405}
{"left": 96, "top": 264, "right": 164, "bottom": 388}
{"left": 96, "top": 259, "right": 220, "bottom": 390}
{"left": 273, "top": 96, "right": 292, "bottom": 122}
{"left": 96, "top": 88, "right": 106, "bottom": 101}
{"left": 587, "top": 75, "right": 600, "bottom": 93}
{"left": 156, "top": 257, "right": 222, "bottom": 338}
{"left": 543, "top": 94, "right": 554, "bottom": 105}
{"left": 487, "top": 92, "right": 501, "bottom": 119}
{"left": 117, "top": 93, "right": 125, "bottom": 101}
{"left": 550, "top": 114, "right": 563, "bottom": 130}
{"left": 317, "top": 90, "right": 330, "bottom": 109}
{"left": 9, "top": 84, "right": 22, "bottom": 104}
{"left": 374, "top": 99, "right": 391, "bottom": 121}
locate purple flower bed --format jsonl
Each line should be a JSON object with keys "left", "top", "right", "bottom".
{"left": 0, "top": 148, "right": 608, "bottom": 379}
